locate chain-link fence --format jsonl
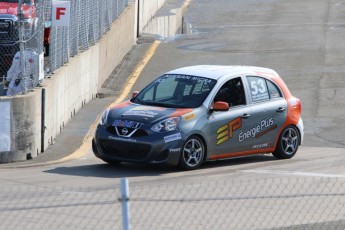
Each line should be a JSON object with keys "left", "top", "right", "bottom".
{"left": 0, "top": 0, "right": 44, "bottom": 96}
{"left": 0, "top": 0, "right": 128, "bottom": 96}
{"left": 1, "top": 176, "right": 345, "bottom": 230}
{"left": 46, "top": 0, "right": 128, "bottom": 73}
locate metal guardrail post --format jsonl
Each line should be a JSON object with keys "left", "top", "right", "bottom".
{"left": 120, "top": 178, "right": 131, "bottom": 230}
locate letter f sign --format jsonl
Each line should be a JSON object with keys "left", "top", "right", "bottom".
{"left": 52, "top": 1, "right": 70, "bottom": 27}
{"left": 56, "top": 7, "right": 66, "bottom": 20}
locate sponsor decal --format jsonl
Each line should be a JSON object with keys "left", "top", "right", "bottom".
{"left": 248, "top": 77, "right": 269, "bottom": 102}
{"left": 169, "top": 148, "right": 181, "bottom": 153}
{"left": 216, "top": 117, "right": 242, "bottom": 145}
{"left": 184, "top": 113, "right": 195, "bottom": 121}
{"left": 108, "top": 136, "right": 136, "bottom": 142}
{"left": 132, "top": 106, "right": 166, "bottom": 111}
{"left": 216, "top": 117, "right": 277, "bottom": 145}
{"left": 123, "top": 110, "right": 158, "bottom": 118}
{"left": 239, "top": 118, "right": 276, "bottom": 142}
{"left": 252, "top": 143, "right": 271, "bottom": 149}
{"left": 164, "top": 133, "right": 182, "bottom": 143}
{"left": 156, "top": 75, "right": 213, "bottom": 84}
{"left": 113, "top": 120, "right": 144, "bottom": 129}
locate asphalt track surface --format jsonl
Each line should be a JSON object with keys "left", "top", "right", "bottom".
{"left": 1, "top": 0, "right": 345, "bottom": 229}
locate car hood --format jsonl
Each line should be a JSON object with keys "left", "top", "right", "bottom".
{"left": 108, "top": 101, "right": 193, "bottom": 124}
{"left": 0, "top": 2, "right": 34, "bottom": 18}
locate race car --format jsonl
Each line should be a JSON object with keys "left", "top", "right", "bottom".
{"left": 92, "top": 65, "right": 303, "bottom": 170}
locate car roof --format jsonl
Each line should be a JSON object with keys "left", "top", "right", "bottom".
{"left": 166, "top": 65, "right": 280, "bottom": 80}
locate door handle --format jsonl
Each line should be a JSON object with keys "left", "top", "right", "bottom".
{"left": 276, "top": 107, "right": 285, "bottom": 113}
{"left": 242, "top": 113, "right": 251, "bottom": 119}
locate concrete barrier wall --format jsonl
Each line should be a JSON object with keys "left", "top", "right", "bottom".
{"left": 142, "top": 7, "right": 183, "bottom": 38}
{"left": 0, "top": 94, "right": 41, "bottom": 162}
{"left": 0, "top": 0, "right": 171, "bottom": 163}
{"left": 138, "top": 0, "right": 166, "bottom": 35}
{"left": 141, "top": 0, "right": 192, "bottom": 38}
{"left": 42, "top": 4, "right": 138, "bottom": 161}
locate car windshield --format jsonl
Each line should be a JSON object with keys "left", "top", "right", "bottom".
{"left": 0, "top": 0, "right": 32, "bottom": 4}
{"left": 131, "top": 74, "right": 217, "bottom": 108}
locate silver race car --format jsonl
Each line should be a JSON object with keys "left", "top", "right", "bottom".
{"left": 92, "top": 65, "right": 303, "bottom": 170}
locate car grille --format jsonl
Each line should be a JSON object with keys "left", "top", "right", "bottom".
{"left": 106, "top": 126, "right": 148, "bottom": 137}
{"left": 100, "top": 139, "right": 151, "bottom": 161}
{"left": 0, "top": 19, "right": 18, "bottom": 44}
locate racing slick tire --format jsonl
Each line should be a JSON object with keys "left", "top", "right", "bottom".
{"left": 179, "top": 135, "right": 205, "bottom": 170}
{"left": 273, "top": 125, "right": 300, "bottom": 159}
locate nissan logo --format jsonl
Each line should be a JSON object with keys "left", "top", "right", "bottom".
{"left": 121, "top": 128, "right": 129, "bottom": 135}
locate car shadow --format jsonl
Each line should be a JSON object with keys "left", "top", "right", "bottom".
{"left": 202, "top": 154, "right": 276, "bottom": 169}
{"left": 44, "top": 162, "right": 178, "bottom": 178}
{"left": 44, "top": 154, "right": 276, "bottom": 179}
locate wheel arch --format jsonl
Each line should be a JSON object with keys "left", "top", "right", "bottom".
{"left": 187, "top": 133, "right": 208, "bottom": 161}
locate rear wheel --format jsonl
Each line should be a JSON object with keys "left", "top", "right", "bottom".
{"left": 179, "top": 136, "right": 205, "bottom": 170}
{"left": 273, "top": 125, "right": 300, "bottom": 159}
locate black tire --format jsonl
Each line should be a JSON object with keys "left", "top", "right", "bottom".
{"left": 273, "top": 125, "right": 300, "bottom": 159}
{"left": 179, "top": 135, "right": 205, "bottom": 170}
{"left": 102, "top": 158, "right": 121, "bottom": 165}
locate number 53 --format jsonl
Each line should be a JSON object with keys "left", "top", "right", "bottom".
{"left": 250, "top": 79, "right": 266, "bottom": 95}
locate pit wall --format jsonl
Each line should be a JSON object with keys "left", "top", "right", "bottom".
{"left": 0, "top": 0, "right": 168, "bottom": 163}
{"left": 138, "top": 0, "right": 167, "bottom": 36}
{"left": 142, "top": 0, "right": 192, "bottom": 38}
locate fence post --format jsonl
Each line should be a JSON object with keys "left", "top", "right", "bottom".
{"left": 120, "top": 178, "right": 131, "bottom": 230}
{"left": 17, "top": 0, "right": 27, "bottom": 94}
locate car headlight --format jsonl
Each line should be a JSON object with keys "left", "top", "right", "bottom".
{"left": 99, "top": 109, "right": 110, "bottom": 125}
{"left": 151, "top": 117, "right": 181, "bottom": 133}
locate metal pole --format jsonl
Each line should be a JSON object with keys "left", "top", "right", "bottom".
{"left": 120, "top": 178, "right": 131, "bottom": 230}
{"left": 17, "top": 0, "right": 26, "bottom": 94}
{"left": 41, "top": 88, "right": 46, "bottom": 152}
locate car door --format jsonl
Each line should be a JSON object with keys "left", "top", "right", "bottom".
{"left": 245, "top": 76, "right": 287, "bottom": 150}
{"left": 207, "top": 76, "right": 256, "bottom": 158}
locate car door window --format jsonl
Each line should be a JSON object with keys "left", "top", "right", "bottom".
{"left": 214, "top": 77, "right": 246, "bottom": 107}
{"left": 247, "top": 76, "right": 270, "bottom": 103}
{"left": 266, "top": 80, "right": 282, "bottom": 99}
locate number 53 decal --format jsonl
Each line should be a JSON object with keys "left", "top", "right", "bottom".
{"left": 250, "top": 78, "right": 267, "bottom": 95}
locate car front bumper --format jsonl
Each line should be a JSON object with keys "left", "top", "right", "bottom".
{"left": 92, "top": 125, "right": 186, "bottom": 166}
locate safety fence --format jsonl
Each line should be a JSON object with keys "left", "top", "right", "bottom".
{"left": 46, "top": 0, "right": 128, "bottom": 72}
{"left": 0, "top": 0, "right": 128, "bottom": 96}
{"left": 0, "top": 0, "right": 44, "bottom": 96}
{"left": 1, "top": 176, "right": 345, "bottom": 230}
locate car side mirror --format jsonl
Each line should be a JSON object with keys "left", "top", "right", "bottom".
{"left": 132, "top": 91, "right": 139, "bottom": 98}
{"left": 213, "top": 101, "right": 229, "bottom": 111}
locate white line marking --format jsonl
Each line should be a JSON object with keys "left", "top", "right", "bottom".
{"left": 241, "top": 169, "right": 345, "bottom": 178}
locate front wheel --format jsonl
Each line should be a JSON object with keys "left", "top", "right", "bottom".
{"left": 102, "top": 158, "right": 121, "bottom": 165}
{"left": 179, "top": 136, "right": 205, "bottom": 170}
{"left": 273, "top": 125, "right": 300, "bottom": 159}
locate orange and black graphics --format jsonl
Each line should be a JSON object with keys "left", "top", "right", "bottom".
{"left": 216, "top": 117, "right": 242, "bottom": 145}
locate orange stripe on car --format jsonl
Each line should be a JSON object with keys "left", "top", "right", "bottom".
{"left": 210, "top": 148, "right": 275, "bottom": 160}
{"left": 169, "top": 108, "right": 194, "bottom": 117}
